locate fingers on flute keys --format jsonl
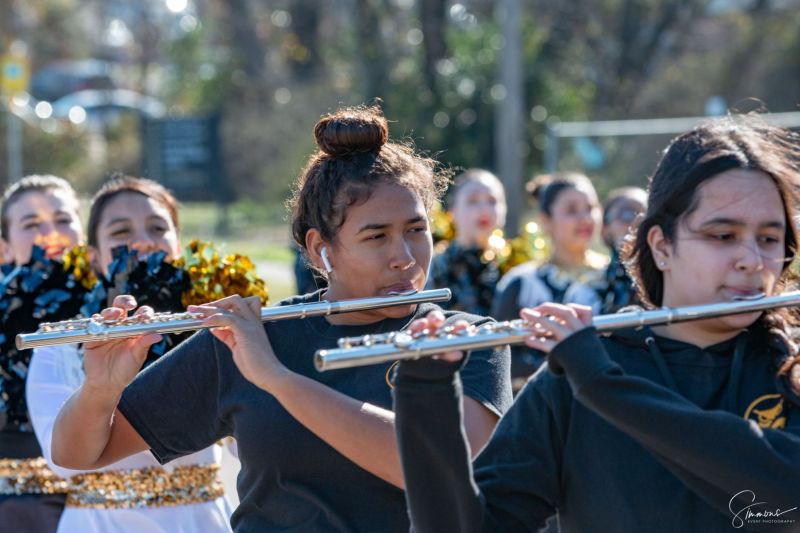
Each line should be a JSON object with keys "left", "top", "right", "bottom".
{"left": 98, "top": 295, "right": 155, "bottom": 325}
{"left": 407, "top": 310, "right": 469, "bottom": 362}
{"left": 521, "top": 303, "right": 593, "bottom": 353}
{"left": 188, "top": 294, "right": 262, "bottom": 329}
{"left": 85, "top": 294, "right": 161, "bottom": 361}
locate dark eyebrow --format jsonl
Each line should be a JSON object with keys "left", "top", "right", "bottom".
{"left": 356, "top": 216, "right": 426, "bottom": 234}
{"left": 20, "top": 209, "right": 73, "bottom": 222}
{"left": 104, "top": 217, "right": 132, "bottom": 226}
{"left": 699, "top": 217, "right": 785, "bottom": 230}
{"left": 105, "top": 214, "right": 169, "bottom": 227}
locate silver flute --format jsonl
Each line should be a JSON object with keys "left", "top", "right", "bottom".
{"left": 15, "top": 289, "right": 452, "bottom": 350}
{"left": 314, "top": 290, "right": 800, "bottom": 371}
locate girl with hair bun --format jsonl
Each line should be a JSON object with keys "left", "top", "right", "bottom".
{"left": 492, "top": 172, "right": 607, "bottom": 385}
{"left": 49, "top": 106, "right": 512, "bottom": 532}
{"left": 395, "top": 115, "right": 800, "bottom": 532}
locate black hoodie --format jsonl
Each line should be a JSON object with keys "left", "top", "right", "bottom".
{"left": 394, "top": 323, "right": 800, "bottom": 532}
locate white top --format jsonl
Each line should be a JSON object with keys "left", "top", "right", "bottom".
{"left": 497, "top": 261, "right": 603, "bottom": 312}
{"left": 26, "top": 344, "right": 233, "bottom": 533}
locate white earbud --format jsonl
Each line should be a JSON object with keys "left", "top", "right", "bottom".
{"left": 321, "top": 246, "right": 333, "bottom": 273}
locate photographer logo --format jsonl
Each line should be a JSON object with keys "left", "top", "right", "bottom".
{"left": 729, "top": 490, "right": 796, "bottom": 529}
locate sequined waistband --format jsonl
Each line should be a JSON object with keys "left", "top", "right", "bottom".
{"left": 0, "top": 457, "right": 69, "bottom": 495}
{"left": 66, "top": 464, "right": 224, "bottom": 509}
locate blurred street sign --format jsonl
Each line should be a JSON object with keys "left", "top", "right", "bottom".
{"left": 141, "top": 114, "right": 228, "bottom": 202}
{"left": 1, "top": 53, "right": 30, "bottom": 95}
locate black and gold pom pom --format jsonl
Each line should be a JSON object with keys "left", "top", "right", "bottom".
{"left": 61, "top": 245, "right": 97, "bottom": 290}
{"left": 494, "top": 222, "right": 550, "bottom": 275}
{"left": 429, "top": 202, "right": 455, "bottom": 246}
{"left": 175, "top": 240, "right": 269, "bottom": 308}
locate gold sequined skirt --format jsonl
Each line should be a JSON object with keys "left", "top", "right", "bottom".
{"left": 66, "top": 463, "right": 225, "bottom": 509}
{"left": 0, "top": 457, "right": 69, "bottom": 495}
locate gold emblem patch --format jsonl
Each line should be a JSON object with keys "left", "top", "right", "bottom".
{"left": 744, "top": 394, "right": 786, "bottom": 429}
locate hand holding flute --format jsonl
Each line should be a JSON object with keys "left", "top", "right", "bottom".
{"left": 80, "top": 292, "right": 293, "bottom": 397}
{"left": 188, "top": 294, "right": 289, "bottom": 392}
{"left": 400, "top": 303, "right": 592, "bottom": 367}
{"left": 70, "top": 289, "right": 453, "bottom": 392}
{"left": 82, "top": 295, "right": 164, "bottom": 395}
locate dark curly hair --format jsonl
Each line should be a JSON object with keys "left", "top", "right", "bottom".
{"left": 288, "top": 105, "right": 449, "bottom": 274}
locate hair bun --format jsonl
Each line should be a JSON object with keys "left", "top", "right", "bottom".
{"left": 314, "top": 106, "right": 389, "bottom": 156}
{"left": 525, "top": 173, "right": 554, "bottom": 201}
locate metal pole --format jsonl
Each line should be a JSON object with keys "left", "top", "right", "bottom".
{"left": 544, "top": 124, "right": 558, "bottom": 173}
{"left": 6, "top": 101, "right": 23, "bottom": 182}
{"left": 494, "top": 0, "right": 524, "bottom": 235}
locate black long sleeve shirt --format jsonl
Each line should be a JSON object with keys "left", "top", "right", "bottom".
{"left": 395, "top": 325, "right": 800, "bottom": 532}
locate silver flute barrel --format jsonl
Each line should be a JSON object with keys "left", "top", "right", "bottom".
{"left": 314, "top": 290, "right": 800, "bottom": 371}
{"left": 15, "top": 288, "right": 452, "bottom": 350}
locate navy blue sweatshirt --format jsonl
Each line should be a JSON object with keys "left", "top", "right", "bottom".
{"left": 394, "top": 324, "right": 800, "bottom": 532}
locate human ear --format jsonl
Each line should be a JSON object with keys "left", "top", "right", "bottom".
{"left": 305, "top": 229, "right": 332, "bottom": 275}
{"left": 647, "top": 225, "right": 671, "bottom": 270}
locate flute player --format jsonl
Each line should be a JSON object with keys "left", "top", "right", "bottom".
{"left": 48, "top": 105, "right": 512, "bottom": 532}
{"left": 394, "top": 115, "right": 800, "bottom": 532}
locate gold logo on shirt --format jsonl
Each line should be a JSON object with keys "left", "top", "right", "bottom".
{"left": 744, "top": 394, "right": 786, "bottom": 429}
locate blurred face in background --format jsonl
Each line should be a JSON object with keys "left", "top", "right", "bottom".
{"left": 91, "top": 191, "right": 180, "bottom": 278}
{"left": 604, "top": 198, "right": 646, "bottom": 251}
{"left": 451, "top": 177, "right": 507, "bottom": 249}
{"left": 541, "top": 186, "right": 600, "bottom": 255}
{"left": 4, "top": 189, "right": 83, "bottom": 265}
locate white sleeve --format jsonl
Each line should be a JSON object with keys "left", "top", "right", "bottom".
{"left": 25, "top": 344, "right": 87, "bottom": 479}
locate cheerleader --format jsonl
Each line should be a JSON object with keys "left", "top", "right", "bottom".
{"left": 26, "top": 176, "right": 233, "bottom": 532}
{"left": 492, "top": 172, "right": 607, "bottom": 384}
{"left": 0, "top": 175, "right": 84, "bottom": 531}
{"left": 426, "top": 169, "right": 506, "bottom": 316}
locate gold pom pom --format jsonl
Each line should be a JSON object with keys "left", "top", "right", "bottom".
{"left": 174, "top": 240, "right": 269, "bottom": 308}
{"left": 61, "top": 245, "right": 98, "bottom": 290}
{"left": 430, "top": 202, "right": 455, "bottom": 244}
{"left": 495, "top": 222, "right": 551, "bottom": 275}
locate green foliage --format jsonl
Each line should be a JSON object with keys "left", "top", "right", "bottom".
{"left": 4, "top": 0, "right": 800, "bottom": 230}
{"left": 0, "top": 115, "right": 88, "bottom": 191}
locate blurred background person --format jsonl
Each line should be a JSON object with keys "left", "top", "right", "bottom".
{"left": 0, "top": 238, "right": 8, "bottom": 266}
{"left": 26, "top": 176, "right": 234, "bottom": 533}
{"left": 426, "top": 168, "right": 506, "bottom": 316}
{"left": 492, "top": 172, "right": 607, "bottom": 388}
{"left": 599, "top": 186, "right": 648, "bottom": 313}
{"left": 0, "top": 175, "right": 85, "bottom": 532}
